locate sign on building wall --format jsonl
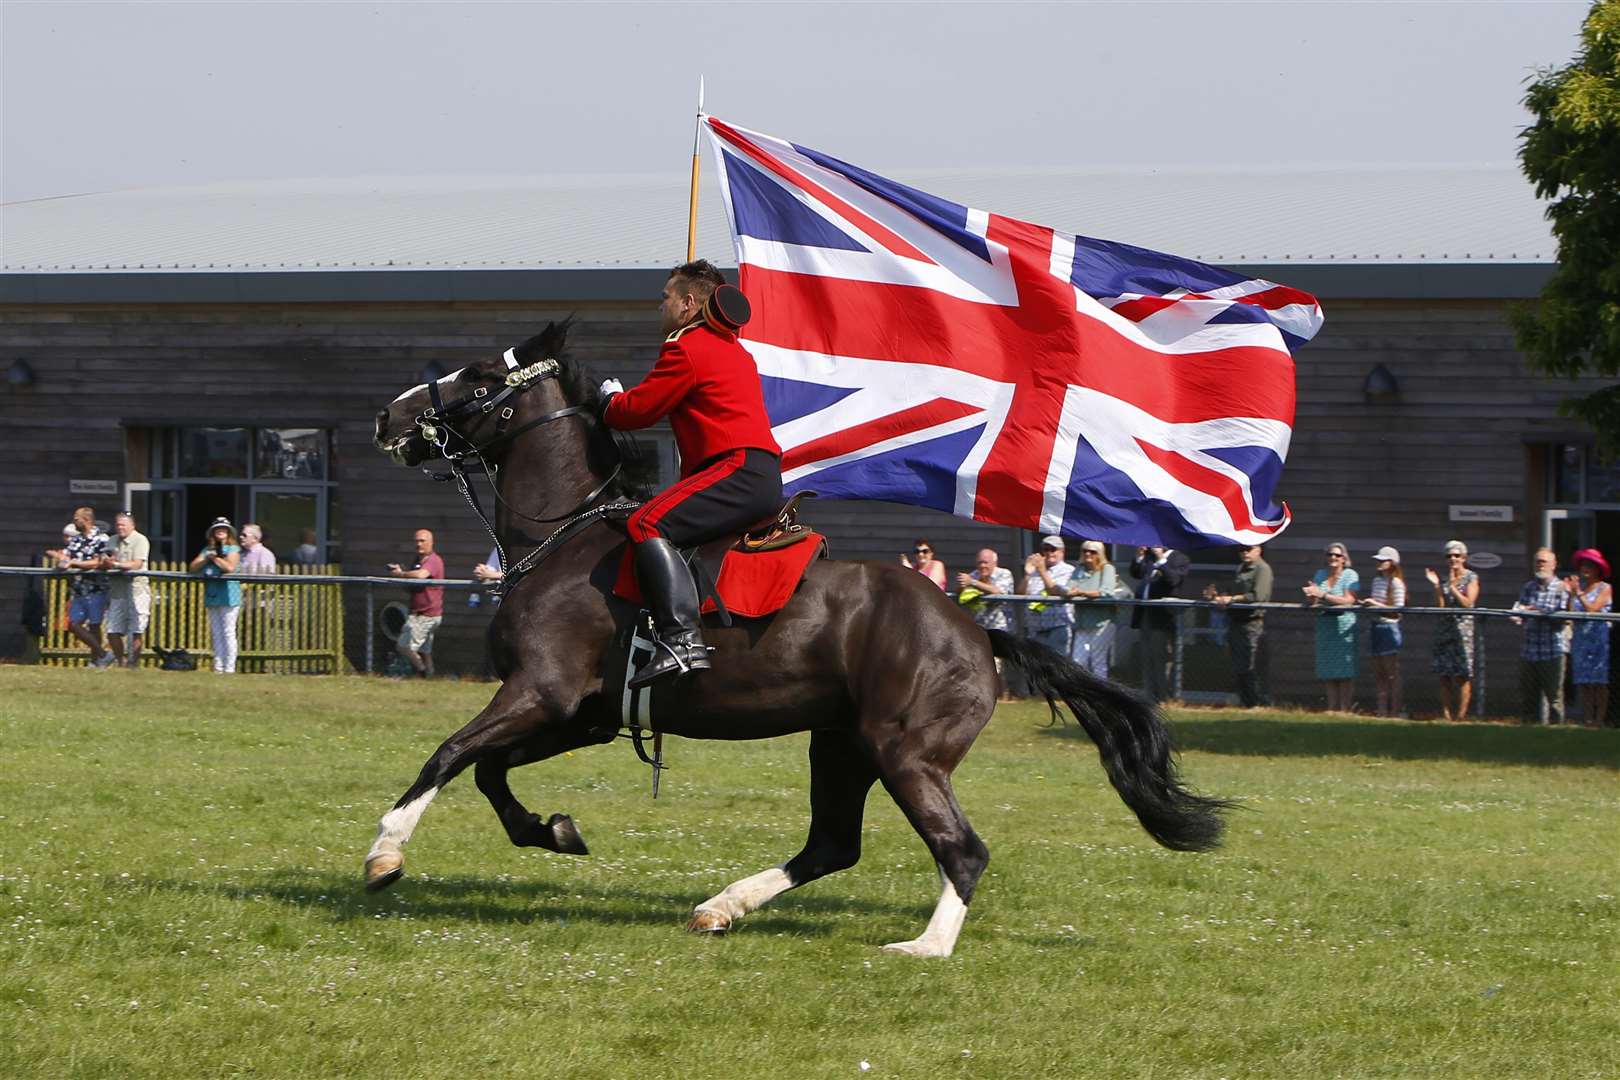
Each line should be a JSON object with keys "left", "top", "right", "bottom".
{"left": 69, "top": 479, "right": 119, "bottom": 495}
{"left": 1448, "top": 504, "right": 1514, "bottom": 523}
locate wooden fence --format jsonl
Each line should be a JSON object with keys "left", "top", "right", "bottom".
{"left": 39, "top": 561, "right": 347, "bottom": 673}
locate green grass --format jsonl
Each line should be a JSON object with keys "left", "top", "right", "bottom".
{"left": 2, "top": 668, "right": 1615, "bottom": 1079}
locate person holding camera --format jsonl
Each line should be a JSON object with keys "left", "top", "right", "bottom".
{"left": 189, "top": 516, "right": 242, "bottom": 673}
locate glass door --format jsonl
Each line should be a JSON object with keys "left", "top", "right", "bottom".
{"left": 1543, "top": 508, "right": 1596, "bottom": 565}
{"left": 251, "top": 487, "right": 324, "bottom": 565}
{"left": 124, "top": 482, "right": 184, "bottom": 563}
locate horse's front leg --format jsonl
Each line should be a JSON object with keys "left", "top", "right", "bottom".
{"left": 364, "top": 680, "right": 552, "bottom": 892}
{"left": 473, "top": 720, "right": 616, "bottom": 855}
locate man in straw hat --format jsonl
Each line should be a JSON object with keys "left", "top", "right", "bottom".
{"left": 598, "top": 260, "right": 782, "bottom": 688}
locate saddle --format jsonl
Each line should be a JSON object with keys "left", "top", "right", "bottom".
{"left": 611, "top": 491, "right": 827, "bottom": 621}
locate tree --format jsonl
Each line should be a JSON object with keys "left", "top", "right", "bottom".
{"left": 1514, "top": 0, "right": 1620, "bottom": 455}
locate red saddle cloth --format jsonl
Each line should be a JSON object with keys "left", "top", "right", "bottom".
{"left": 612, "top": 533, "right": 826, "bottom": 618}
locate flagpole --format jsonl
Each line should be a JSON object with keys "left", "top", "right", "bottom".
{"left": 685, "top": 75, "right": 705, "bottom": 262}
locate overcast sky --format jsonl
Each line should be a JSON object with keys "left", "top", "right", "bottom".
{"left": 0, "top": 1, "right": 1591, "bottom": 203}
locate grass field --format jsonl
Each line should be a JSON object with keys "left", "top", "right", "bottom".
{"left": 3, "top": 667, "right": 1616, "bottom": 1079}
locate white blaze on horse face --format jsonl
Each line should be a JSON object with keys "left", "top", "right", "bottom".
{"left": 881, "top": 865, "right": 968, "bottom": 958}
{"left": 390, "top": 383, "right": 427, "bottom": 404}
{"left": 370, "top": 786, "right": 441, "bottom": 855}
{"left": 694, "top": 865, "right": 796, "bottom": 922}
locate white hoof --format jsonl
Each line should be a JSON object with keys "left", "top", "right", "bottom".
{"left": 687, "top": 907, "right": 732, "bottom": 934}
{"left": 881, "top": 938, "right": 953, "bottom": 958}
{"left": 364, "top": 848, "right": 403, "bottom": 893}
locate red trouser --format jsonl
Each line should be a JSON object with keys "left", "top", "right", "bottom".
{"left": 626, "top": 448, "right": 783, "bottom": 546}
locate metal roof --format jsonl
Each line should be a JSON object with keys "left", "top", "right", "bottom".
{"left": 1, "top": 164, "right": 1553, "bottom": 274}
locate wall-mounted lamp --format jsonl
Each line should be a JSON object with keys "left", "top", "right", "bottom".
{"left": 419, "top": 360, "right": 449, "bottom": 384}
{"left": 6, "top": 358, "right": 34, "bottom": 388}
{"left": 1362, "top": 363, "right": 1399, "bottom": 402}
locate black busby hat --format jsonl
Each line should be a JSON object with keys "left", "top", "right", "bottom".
{"left": 702, "top": 284, "right": 751, "bottom": 334}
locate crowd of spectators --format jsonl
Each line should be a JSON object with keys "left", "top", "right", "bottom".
{"left": 33, "top": 509, "right": 1616, "bottom": 720}
{"left": 945, "top": 534, "right": 1613, "bottom": 725}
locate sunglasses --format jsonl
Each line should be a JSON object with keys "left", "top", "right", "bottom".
{"left": 1447, "top": 553, "right": 1466, "bottom": 559}
{"left": 914, "top": 548, "right": 931, "bottom": 555}
{"left": 1325, "top": 551, "right": 1345, "bottom": 558}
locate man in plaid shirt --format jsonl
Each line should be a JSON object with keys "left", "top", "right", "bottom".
{"left": 1513, "top": 547, "right": 1571, "bottom": 724}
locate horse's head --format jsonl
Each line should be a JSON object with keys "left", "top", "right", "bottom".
{"left": 373, "top": 321, "right": 577, "bottom": 468}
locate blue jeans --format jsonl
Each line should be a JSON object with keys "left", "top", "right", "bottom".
{"left": 69, "top": 593, "right": 108, "bottom": 625}
{"left": 1029, "top": 624, "right": 1071, "bottom": 657}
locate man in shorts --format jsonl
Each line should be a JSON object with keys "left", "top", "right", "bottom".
{"left": 105, "top": 511, "right": 152, "bottom": 668}
{"left": 53, "top": 506, "right": 113, "bottom": 668}
{"left": 388, "top": 529, "right": 444, "bottom": 677}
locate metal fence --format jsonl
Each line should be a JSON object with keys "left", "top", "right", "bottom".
{"left": 976, "top": 594, "right": 1620, "bottom": 722}
{"left": 4, "top": 566, "right": 1616, "bottom": 721}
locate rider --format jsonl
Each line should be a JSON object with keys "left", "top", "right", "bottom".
{"left": 599, "top": 260, "right": 783, "bottom": 687}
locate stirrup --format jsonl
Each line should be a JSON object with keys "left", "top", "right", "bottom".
{"left": 628, "top": 636, "right": 712, "bottom": 689}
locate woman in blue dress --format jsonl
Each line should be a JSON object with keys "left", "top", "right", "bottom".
{"left": 1303, "top": 541, "right": 1359, "bottom": 712}
{"left": 1565, "top": 548, "right": 1611, "bottom": 728}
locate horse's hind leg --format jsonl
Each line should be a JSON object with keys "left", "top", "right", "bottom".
{"left": 875, "top": 757, "right": 990, "bottom": 958}
{"left": 364, "top": 680, "right": 549, "bottom": 892}
{"left": 474, "top": 727, "right": 613, "bottom": 856}
{"left": 688, "top": 729, "right": 878, "bottom": 933}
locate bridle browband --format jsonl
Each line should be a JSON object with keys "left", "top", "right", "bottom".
{"left": 409, "top": 347, "right": 634, "bottom": 590}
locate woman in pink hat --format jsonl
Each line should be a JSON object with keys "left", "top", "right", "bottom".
{"left": 1564, "top": 549, "right": 1611, "bottom": 728}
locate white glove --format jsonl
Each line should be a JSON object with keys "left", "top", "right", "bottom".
{"left": 599, "top": 378, "right": 624, "bottom": 396}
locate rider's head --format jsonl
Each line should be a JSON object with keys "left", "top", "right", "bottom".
{"left": 661, "top": 260, "right": 726, "bottom": 336}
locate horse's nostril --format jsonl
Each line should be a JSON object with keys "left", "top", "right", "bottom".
{"left": 374, "top": 410, "right": 390, "bottom": 442}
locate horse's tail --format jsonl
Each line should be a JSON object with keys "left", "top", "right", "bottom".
{"left": 986, "top": 628, "right": 1231, "bottom": 852}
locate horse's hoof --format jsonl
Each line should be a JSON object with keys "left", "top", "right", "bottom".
{"left": 881, "top": 938, "right": 951, "bottom": 958}
{"left": 547, "top": 813, "right": 589, "bottom": 856}
{"left": 687, "top": 908, "right": 731, "bottom": 934}
{"left": 364, "top": 851, "right": 404, "bottom": 893}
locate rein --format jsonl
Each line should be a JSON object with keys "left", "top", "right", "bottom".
{"left": 412, "top": 348, "right": 629, "bottom": 582}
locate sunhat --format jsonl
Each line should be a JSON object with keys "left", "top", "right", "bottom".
{"left": 1373, "top": 546, "right": 1400, "bottom": 564}
{"left": 1572, "top": 548, "right": 1610, "bottom": 580}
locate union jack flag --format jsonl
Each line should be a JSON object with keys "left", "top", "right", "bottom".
{"left": 704, "top": 116, "right": 1324, "bottom": 547}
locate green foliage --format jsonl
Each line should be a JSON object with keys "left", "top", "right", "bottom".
{"left": 1514, "top": 0, "right": 1620, "bottom": 454}
{"left": 2, "top": 669, "right": 1616, "bottom": 1079}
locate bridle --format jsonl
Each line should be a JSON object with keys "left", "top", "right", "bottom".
{"left": 408, "top": 347, "right": 635, "bottom": 588}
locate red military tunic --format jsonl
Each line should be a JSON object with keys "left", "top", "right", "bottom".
{"left": 602, "top": 321, "right": 780, "bottom": 473}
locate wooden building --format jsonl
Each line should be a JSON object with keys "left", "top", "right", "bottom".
{"left": 2, "top": 167, "right": 1607, "bottom": 709}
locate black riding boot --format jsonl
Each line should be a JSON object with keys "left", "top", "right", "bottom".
{"left": 628, "top": 538, "right": 712, "bottom": 689}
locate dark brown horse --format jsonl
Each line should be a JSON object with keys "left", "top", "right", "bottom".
{"left": 367, "top": 322, "right": 1228, "bottom": 956}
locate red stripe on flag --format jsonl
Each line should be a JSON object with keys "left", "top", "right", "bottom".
{"left": 741, "top": 267, "right": 1297, "bottom": 427}
{"left": 1133, "top": 438, "right": 1287, "bottom": 535}
{"left": 707, "top": 118, "right": 933, "bottom": 264}
{"left": 1107, "top": 295, "right": 1181, "bottom": 322}
{"left": 1233, "top": 284, "right": 1318, "bottom": 312}
{"left": 781, "top": 397, "right": 983, "bottom": 472}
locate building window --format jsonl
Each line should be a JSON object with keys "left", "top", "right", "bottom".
{"left": 127, "top": 426, "right": 339, "bottom": 565}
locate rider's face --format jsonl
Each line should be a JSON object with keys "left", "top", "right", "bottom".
{"left": 659, "top": 278, "right": 701, "bottom": 336}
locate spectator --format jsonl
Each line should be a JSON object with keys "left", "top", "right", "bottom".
{"left": 1425, "top": 539, "right": 1481, "bottom": 722}
{"left": 1022, "top": 536, "right": 1076, "bottom": 657}
{"left": 1207, "top": 543, "right": 1273, "bottom": 707}
{"left": 473, "top": 546, "right": 504, "bottom": 586}
{"left": 1130, "top": 545, "right": 1190, "bottom": 703}
{"left": 189, "top": 517, "right": 242, "bottom": 674}
{"left": 1066, "top": 540, "right": 1120, "bottom": 677}
{"left": 900, "top": 538, "right": 947, "bottom": 589}
{"left": 105, "top": 511, "right": 152, "bottom": 669}
{"left": 389, "top": 529, "right": 445, "bottom": 677}
{"left": 1506, "top": 546, "right": 1569, "bottom": 725}
{"left": 1359, "top": 546, "right": 1407, "bottom": 718}
{"left": 238, "top": 523, "right": 277, "bottom": 574}
{"left": 1565, "top": 548, "right": 1612, "bottom": 729}
{"left": 1303, "top": 541, "right": 1359, "bottom": 712}
{"left": 293, "top": 527, "right": 320, "bottom": 565}
{"left": 956, "top": 548, "right": 1015, "bottom": 633}
{"left": 50, "top": 507, "right": 114, "bottom": 668}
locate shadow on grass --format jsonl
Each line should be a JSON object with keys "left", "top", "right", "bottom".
{"left": 144, "top": 867, "right": 919, "bottom": 933}
{"left": 1036, "top": 712, "right": 1619, "bottom": 769}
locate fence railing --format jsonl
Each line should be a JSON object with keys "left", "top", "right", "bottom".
{"left": 29, "top": 561, "right": 346, "bottom": 673}
{"left": 5, "top": 566, "right": 1615, "bottom": 720}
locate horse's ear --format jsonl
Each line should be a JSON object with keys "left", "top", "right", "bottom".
{"left": 512, "top": 317, "right": 574, "bottom": 364}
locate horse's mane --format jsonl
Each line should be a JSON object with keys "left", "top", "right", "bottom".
{"left": 510, "top": 319, "right": 658, "bottom": 500}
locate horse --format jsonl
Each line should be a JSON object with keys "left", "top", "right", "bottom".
{"left": 366, "top": 321, "right": 1230, "bottom": 957}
